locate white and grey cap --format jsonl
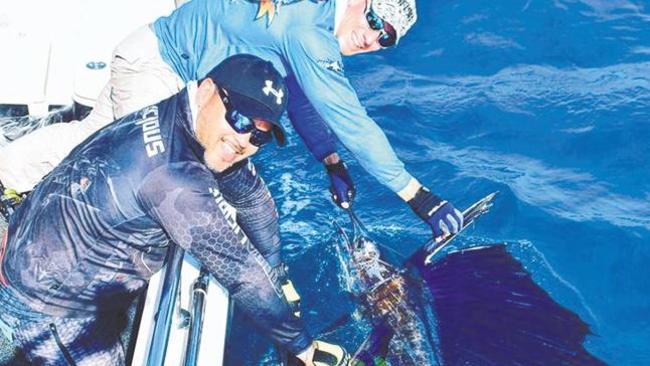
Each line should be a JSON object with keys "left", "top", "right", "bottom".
{"left": 371, "top": 0, "right": 417, "bottom": 43}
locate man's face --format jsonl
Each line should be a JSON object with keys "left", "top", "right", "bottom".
{"left": 195, "top": 79, "right": 273, "bottom": 172}
{"left": 336, "top": 0, "right": 385, "bottom": 56}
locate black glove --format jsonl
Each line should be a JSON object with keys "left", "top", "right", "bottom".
{"left": 326, "top": 161, "right": 355, "bottom": 209}
{"left": 408, "top": 187, "right": 464, "bottom": 240}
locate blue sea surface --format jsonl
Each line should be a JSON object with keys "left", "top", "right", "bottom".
{"left": 228, "top": 0, "right": 650, "bottom": 365}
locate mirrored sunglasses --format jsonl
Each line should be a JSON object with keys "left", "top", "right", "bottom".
{"left": 218, "top": 88, "right": 273, "bottom": 147}
{"left": 365, "top": 8, "right": 397, "bottom": 48}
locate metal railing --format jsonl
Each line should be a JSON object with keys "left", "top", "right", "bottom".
{"left": 146, "top": 245, "right": 186, "bottom": 366}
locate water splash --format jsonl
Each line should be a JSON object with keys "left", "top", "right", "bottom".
{"left": 332, "top": 222, "right": 436, "bottom": 365}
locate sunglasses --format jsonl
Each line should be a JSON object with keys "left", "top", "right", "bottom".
{"left": 217, "top": 88, "right": 273, "bottom": 147}
{"left": 365, "top": 8, "right": 397, "bottom": 48}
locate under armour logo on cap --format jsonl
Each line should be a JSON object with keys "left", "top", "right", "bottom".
{"left": 263, "top": 80, "right": 284, "bottom": 105}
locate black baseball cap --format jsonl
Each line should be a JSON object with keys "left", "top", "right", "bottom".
{"left": 206, "top": 54, "right": 287, "bottom": 146}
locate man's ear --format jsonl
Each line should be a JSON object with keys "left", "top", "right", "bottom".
{"left": 196, "top": 78, "right": 216, "bottom": 110}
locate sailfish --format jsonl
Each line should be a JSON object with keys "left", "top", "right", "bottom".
{"left": 334, "top": 193, "right": 606, "bottom": 365}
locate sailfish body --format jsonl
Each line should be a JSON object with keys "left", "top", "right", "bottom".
{"left": 337, "top": 234, "right": 436, "bottom": 365}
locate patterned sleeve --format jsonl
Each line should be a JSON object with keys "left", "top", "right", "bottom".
{"left": 137, "top": 162, "right": 311, "bottom": 354}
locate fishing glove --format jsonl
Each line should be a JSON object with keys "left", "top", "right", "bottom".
{"left": 325, "top": 160, "right": 355, "bottom": 209}
{"left": 408, "top": 187, "right": 464, "bottom": 239}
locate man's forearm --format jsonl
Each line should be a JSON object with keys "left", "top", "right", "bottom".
{"left": 397, "top": 178, "right": 422, "bottom": 202}
{"left": 322, "top": 152, "right": 341, "bottom": 165}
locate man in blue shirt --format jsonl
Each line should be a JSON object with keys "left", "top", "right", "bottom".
{"left": 0, "top": 0, "right": 464, "bottom": 243}
{"left": 0, "top": 55, "right": 347, "bottom": 366}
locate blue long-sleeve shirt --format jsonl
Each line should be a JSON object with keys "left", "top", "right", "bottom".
{"left": 152, "top": 0, "right": 413, "bottom": 192}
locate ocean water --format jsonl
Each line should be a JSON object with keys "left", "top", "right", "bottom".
{"left": 228, "top": 0, "right": 650, "bottom": 365}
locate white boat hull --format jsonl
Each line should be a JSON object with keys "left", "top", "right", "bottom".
{"left": 131, "top": 253, "right": 231, "bottom": 366}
